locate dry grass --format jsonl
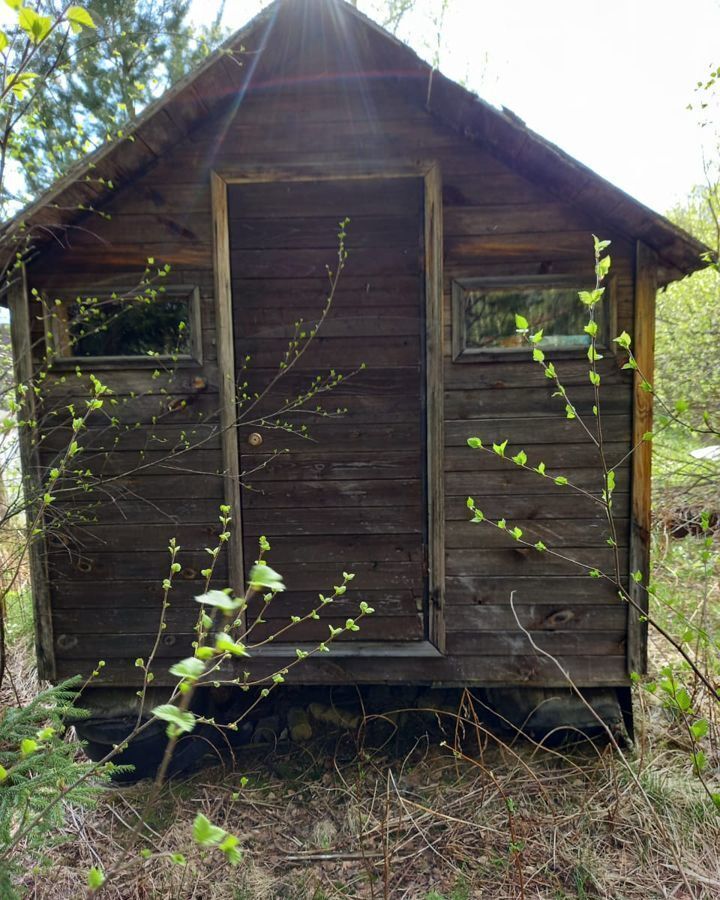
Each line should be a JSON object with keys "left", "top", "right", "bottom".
{"left": 3, "top": 532, "right": 719, "bottom": 899}
{"left": 8, "top": 695, "right": 719, "bottom": 900}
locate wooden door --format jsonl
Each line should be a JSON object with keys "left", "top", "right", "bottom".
{"left": 228, "top": 176, "right": 429, "bottom": 646}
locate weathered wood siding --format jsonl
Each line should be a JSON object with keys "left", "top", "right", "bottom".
{"left": 26, "top": 63, "right": 634, "bottom": 685}
{"left": 229, "top": 176, "right": 428, "bottom": 642}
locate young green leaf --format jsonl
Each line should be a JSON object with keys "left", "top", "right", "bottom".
{"left": 492, "top": 439, "right": 508, "bottom": 457}
{"left": 194, "top": 589, "right": 241, "bottom": 614}
{"left": 151, "top": 704, "right": 196, "bottom": 735}
{"left": 87, "top": 867, "right": 105, "bottom": 890}
{"left": 193, "top": 813, "right": 226, "bottom": 847}
{"left": 248, "top": 563, "right": 286, "bottom": 593}
{"left": 215, "top": 633, "right": 250, "bottom": 657}
{"left": 168, "top": 657, "right": 206, "bottom": 681}
{"left": 67, "top": 6, "right": 96, "bottom": 33}
{"left": 613, "top": 331, "right": 632, "bottom": 350}
{"left": 219, "top": 833, "right": 243, "bottom": 865}
{"left": 593, "top": 236, "right": 612, "bottom": 253}
{"left": 578, "top": 288, "right": 604, "bottom": 307}
{"left": 690, "top": 719, "right": 709, "bottom": 740}
{"left": 18, "top": 8, "right": 52, "bottom": 43}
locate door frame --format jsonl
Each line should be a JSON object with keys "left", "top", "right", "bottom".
{"left": 211, "top": 160, "right": 445, "bottom": 655}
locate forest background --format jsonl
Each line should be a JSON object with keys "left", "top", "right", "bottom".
{"left": 0, "top": 1, "right": 719, "bottom": 897}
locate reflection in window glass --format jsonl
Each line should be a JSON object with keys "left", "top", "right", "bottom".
{"left": 63, "top": 294, "right": 192, "bottom": 359}
{"left": 463, "top": 285, "right": 592, "bottom": 351}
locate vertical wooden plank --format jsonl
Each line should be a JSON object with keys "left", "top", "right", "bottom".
{"left": 211, "top": 173, "right": 245, "bottom": 606}
{"left": 8, "top": 266, "right": 56, "bottom": 679}
{"left": 424, "top": 162, "right": 446, "bottom": 652}
{"left": 627, "top": 241, "right": 657, "bottom": 674}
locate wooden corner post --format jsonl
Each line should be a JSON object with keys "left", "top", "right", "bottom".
{"left": 424, "top": 162, "right": 445, "bottom": 652}
{"left": 8, "top": 266, "right": 56, "bottom": 679}
{"left": 211, "top": 172, "right": 245, "bottom": 604}
{"left": 627, "top": 241, "right": 657, "bottom": 675}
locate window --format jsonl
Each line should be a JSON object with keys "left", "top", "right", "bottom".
{"left": 47, "top": 286, "right": 202, "bottom": 365}
{"left": 452, "top": 275, "right": 610, "bottom": 362}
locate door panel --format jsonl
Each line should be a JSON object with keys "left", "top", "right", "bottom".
{"left": 229, "top": 177, "right": 428, "bottom": 644}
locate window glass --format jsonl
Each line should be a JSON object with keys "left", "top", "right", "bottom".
{"left": 50, "top": 288, "right": 199, "bottom": 360}
{"left": 453, "top": 278, "right": 604, "bottom": 360}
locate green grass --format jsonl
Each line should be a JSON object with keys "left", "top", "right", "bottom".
{"left": 3, "top": 586, "right": 33, "bottom": 645}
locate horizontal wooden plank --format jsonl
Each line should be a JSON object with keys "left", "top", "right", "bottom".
{"left": 241, "top": 479, "right": 423, "bottom": 509}
{"left": 51, "top": 579, "right": 224, "bottom": 608}
{"left": 445, "top": 415, "right": 631, "bottom": 446}
{"left": 240, "top": 451, "right": 422, "bottom": 483}
{"left": 446, "top": 547, "right": 628, "bottom": 577}
{"left": 445, "top": 385, "right": 632, "bottom": 419}
{"left": 55, "top": 617, "right": 625, "bottom": 660}
{"left": 450, "top": 466, "right": 629, "bottom": 495}
{"left": 247, "top": 615, "right": 423, "bottom": 643}
{"left": 39, "top": 423, "right": 223, "bottom": 454}
{"left": 241, "top": 534, "right": 423, "bottom": 565}
{"left": 54, "top": 615, "right": 423, "bottom": 645}
{"left": 446, "top": 518, "right": 626, "bottom": 549}
{"left": 446, "top": 575, "right": 625, "bottom": 606}
{"left": 442, "top": 174, "right": 552, "bottom": 207}
{"left": 239, "top": 315, "right": 421, "bottom": 340}
{"left": 244, "top": 421, "right": 423, "bottom": 454}
{"left": 228, "top": 178, "right": 423, "bottom": 219}
{"left": 210, "top": 89, "right": 428, "bottom": 127}
{"left": 443, "top": 359, "right": 631, "bottom": 390}
{"left": 231, "top": 251, "right": 421, "bottom": 284}
{"left": 30, "top": 243, "right": 214, "bottom": 273}
{"left": 446, "top": 630, "right": 625, "bottom": 656}
{"left": 445, "top": 231, "right": 605, "bottom": 263}
{"left": 235, "top": 335, "right": 422, "bottom": 368}
{"left": 53, "top": 588, "right": 420, "bottom": 620}
{"left": 446, "top": 492, "right": 629, "bottom": 520}
{"left": 447, "top": 603, "right": 626, "bottom": 633}
{"left": 55, "top": 652, "right": 630, "bottom": 687}
{"left": 241, "top": 367, "right": 419, "bottom": 399}
{"left": 47, "top": 521, "right": 237, "bottom": 553}
{"left": 53, "top": 473, "right": 225, "bottom": 502}
{"left": 41, "top": 391, "right": 222, "bottom": 426}
{"left": 51, "top": 560, "right": 423, "bottom": 591}
{"left": 228, "top": 215, "right": 420, "bottom": 249}
{"left": 29, "top": 267, "right": 216, "bottom": 293}
{"left": 41, "top": 448, "right": 223, "bottom": 480}
{"left": 60, "top": 212, "right": 211, "bottom": 248}
{"left": 50, "top": 497, "right": 225, "bottom": 527}
{"left": 245, "top": 505, "right": 424, "bottom": 535}
{"left": 47, "top": 549, "right": 229, "bottom": 582}
{"left": 41, "top": 368, "right": 218, "bottom": 401}
{"left": 444, "top": 203, "right": 593, "bottom": 236}
{"left": 57, "top": 506, "right": 424, "bottom": 545}
{"left": 446, "top": 442, "right": 629, "bottom": 472}
{"left": 443, "top": 257, "right": 633, "bottom": 282}
{"left": 231, "top": 275, "right": 422, "bottom": 306}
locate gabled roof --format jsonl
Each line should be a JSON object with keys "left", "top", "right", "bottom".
{"left": 2, "top": 0, "right": 708, "bottom": 283}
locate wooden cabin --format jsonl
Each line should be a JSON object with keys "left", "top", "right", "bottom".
{"left": 6, "top": 0, "right": 706, "bottom": 719}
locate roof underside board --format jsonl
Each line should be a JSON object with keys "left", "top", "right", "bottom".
{"left": 2, "top": 0, "right": 707, "bottom": 283}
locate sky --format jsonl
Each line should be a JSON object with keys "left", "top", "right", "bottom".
{"left": 190, "top": 0, "right": 720, "bottom": 215}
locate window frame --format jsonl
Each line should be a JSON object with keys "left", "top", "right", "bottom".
{"left": 451, "top": 274, "right": 615, "bottom": 363}
{"left": 45, "top": 284, "right": 203, "bottom": 369}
